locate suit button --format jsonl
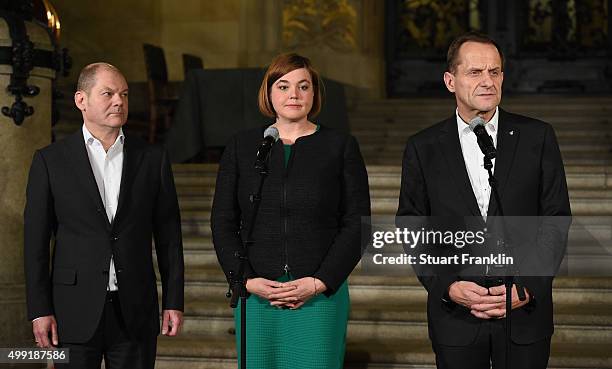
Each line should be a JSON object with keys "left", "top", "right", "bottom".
{"left": 96, "top": 208, "right": 103, "bottom": 213}
{"left": 111, "top": 236, "right": 119, "bottom": 242}
{"left": 117, "top": 269, "right": 123, "bottom": 273}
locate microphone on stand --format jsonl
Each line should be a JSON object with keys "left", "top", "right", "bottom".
{"left": 468, "top": 116, "right": 496, "bottom": 160}
{"left": 255, "top": 126, "right": 280, "bottom": 169}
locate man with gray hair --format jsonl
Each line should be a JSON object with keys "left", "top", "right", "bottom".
{"left": 397, "top": 32, "right": 570, "bottom": 369}
{"left": 24, "top": 62, "right": 184, "bottom": 368}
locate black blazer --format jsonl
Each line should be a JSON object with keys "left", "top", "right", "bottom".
{"left": 24, "top": 130, "right": 184, "bottom": 343}
{"left": 211, "top": 125, "right": 371, "bottom": 295}
{"left": 397, "top": 109, "right": 571, "bottom": 345}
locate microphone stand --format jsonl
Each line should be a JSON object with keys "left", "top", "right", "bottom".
{"left": 226, "top": 156, "right": 271, "bottom": 369}
{"left": 483, "top": 155, "right": 526, "bottom": 369}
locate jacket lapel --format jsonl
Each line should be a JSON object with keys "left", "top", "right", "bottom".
{"left": 488, "top": 109, "right": 519, "bottom": 217}
{"left": 113, "top": 134, "right": 145, "bottom": 226}
{"left": 64, "top": 130, "right": 111, "bottom": 229}
{"left": 438, "top": 117, "right": 481, "bottom": 216}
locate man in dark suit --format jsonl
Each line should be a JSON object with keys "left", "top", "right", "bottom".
{"left": 24, "top": 62, "right": 184, "bottom": 369}
{"left": 397, "top": 32, "right": 571, "bottom": 369}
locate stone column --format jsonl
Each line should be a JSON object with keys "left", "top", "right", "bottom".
{"left": 0, "top": 20, "right": 55, "bottom": 369}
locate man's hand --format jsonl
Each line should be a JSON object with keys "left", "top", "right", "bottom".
{"left": 469, "top": 284, "right": 530, "bottom": 319}
{"left": 32, "top": 315, "right": 58, "bottom": 348}
{"left": 161, "top": 310, "right": 183, "bottom": 336}
{"left": 471, "top": 285, "right": 530, "bottom": 319}
{"left": 448, "top": 281, "right": 505, "bottom": 311}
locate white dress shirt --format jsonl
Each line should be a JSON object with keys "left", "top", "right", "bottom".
{"left": 82, "top": 124, "right": 124, "bottom": 291}
{"left": 456, "top": 107, "right": 499, "bottom": 219}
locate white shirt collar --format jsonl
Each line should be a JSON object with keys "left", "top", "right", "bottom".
{"left": 82, "top": 124, "right": 125, "bottom": 147}
{"left": 456, "top": 107, "right": 499, "bottom": 137}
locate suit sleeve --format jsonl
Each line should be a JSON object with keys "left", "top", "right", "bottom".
{"left": 521, "top": 123, "right": 572, "bottom": 310}
{"left": 538, "top": 124, "right": 571, "bottom": 218}
{"left": 153, "top": 148, "right": 185, "bottom": 311}
{"left": 211, "top": 135, "right": 256, "bottom": 282}
{"left": 24, "top": 150, "right": 56, "bottom": 320}
{"left": 533, "top": 123, "right": 571, "bottom": 276}
{"left": 313, "top": 135, "right": 371, "bottom": 295}
{"left": 397, "top": 138, "right": 457, "bottom": 305}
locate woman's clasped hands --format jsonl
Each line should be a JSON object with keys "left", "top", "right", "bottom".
{"left": 246, "top": 277, "right": 327, "bottom": 309}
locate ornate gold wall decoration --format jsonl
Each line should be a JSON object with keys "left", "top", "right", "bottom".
{"left": 399, "top": 0, "right": 468, "bottom": 50}
{"left": 576, "top": 0, "right": 608, "bottom": 47}
{"left": 282, "top": 0, "right": 358, "bottom": 52}
{"left": 524, "top": 0, "right": 555, "bottom": 44}
{"left": 523, "top": 0, "right": 608, "bottom": 49}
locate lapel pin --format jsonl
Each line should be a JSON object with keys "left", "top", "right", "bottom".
{"left": 509, "top": 130, "right": 514, "bottom": 136}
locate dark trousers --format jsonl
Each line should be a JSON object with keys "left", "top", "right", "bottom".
{"left": 56, "top": 292, "right": 157, "bottom": 369}
{"left": 433, "top": 319, "right": 550, "bottom": 369}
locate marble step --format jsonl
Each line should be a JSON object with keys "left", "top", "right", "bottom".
{"left": 358, "top": 143, "right": 612, "bottom": 156}
{"left": 349, "top": 105, "right": 612, "bottom": 115}
{"left": 370, "top": 197, "right": 612, "bottom": 215}
{"left": 179, "top": 216, "right": 612, "bottom": 250}
{"left": 361, "top": 153, "right": 612, "bottom": 166}
{"left": 155, "top": 334, "right": 612, "bottom": 369}
{"left": 172, "top": 296, "right": 612, "bottom": 339}
{"left": 160, "top": 280, "right": 612, "bottom": 345}
{"left": 351, "top": 96, "right": 612, "bottom": 106}
{"left": 175, "top": 248, "right": 612, "bottom": 279}
{"left": 350, "top": 98, "right": 612, "bottom": 111}
{"left": 171, "top": 163, "right": 611, "bottom": 176}
{"left": 177, "top": 191, "right": 612, "bottom": 215}
{"left": 175, "top": 171, "right": 612, "bottom": 191}
{"left": 173, "top": 307, "right": 611, "bottom": 346}
{"left": 172, "top": 164, "right": 612, "bottom": 192}
{"left": 173, "top": 248, "right": 612, "bottom": 279}
{"left": 355, "top": 135, "right": 612, "bottom": 147}
{"left": 364, "top": 157, "right": 612, "bottom": 167}
{"left": 179, "top": 212, "right": 612, "bottom": 244}
{"left": 348, "top": 115, "right": 612, "bottom": 126}
{"left": 352, "top": 123, "right": 612, "bottom": 135}
{"left": 363, "top": 169, "right": 612, "bottom": 190}
{"left": 177, "top": 222, "right": 612, "bottom": 252}
{"left": 177, "top": 186, "right": 611, "bottom": 200}
{"left": 348, "top": 114, "right": 612, "bottom": 125}
{"left": 178, "top": 282, "right": 612, "bottom": 325}
{"left": 175, "top": 195, "right": 612, "bottom": 217}
{"left": 358, "top": 150, "right": 612, "bottom": 158}
{"left": 158, "top": 274, "right": 612, "bottom": 306}
{"left": 350, "top": 103, "right": 612, "bottom": 112}
{"left": 352, "top": 123, "right": 612, "bottom": 134}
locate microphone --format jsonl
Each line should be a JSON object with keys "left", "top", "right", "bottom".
{"left": 469, "top": 117, "right": 496, "bottom": 160}
{"left": 255, "top": 126, "right": 280, "bottom": 169}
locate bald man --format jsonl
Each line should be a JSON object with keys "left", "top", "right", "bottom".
{"left": 24, "top": 63, "right": 184, "bottom": 369}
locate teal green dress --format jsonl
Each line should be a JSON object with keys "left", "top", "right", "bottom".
{"left": 234, "top": 125, "right": 351, "bottom": 369}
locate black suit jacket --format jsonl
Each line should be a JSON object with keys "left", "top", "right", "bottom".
{"left": 397, "top": 109, "right": 571, "bottom": 345}
{"left": 24, "top": 129, "right": 184, "bottom": 343}
{"left": 211, "top": 126, "right": 371, "bottom": 295}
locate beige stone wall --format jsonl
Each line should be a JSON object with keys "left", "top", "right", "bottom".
{"left": 52, "top": 0, "right": 385, "bottom": 97}
{"left": 52, "top": 0, "right": 163, "bottom": 87}
{"left": 160, "top": 0, "right": 243, "bottom": 78}
{"left": 0, "top": 17, "right": 55, "bottom": 348}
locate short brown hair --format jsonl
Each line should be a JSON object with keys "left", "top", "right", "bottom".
{"left": 447, "top": 32, "right": 505, "bottom": 73}
{"left": 77, "top": 62, "right": 123, "bottom": 94}
{"left": 258, "top": 53, "right": 323, "bottom": 119}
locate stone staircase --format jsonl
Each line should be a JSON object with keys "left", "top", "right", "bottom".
{"left": 352, "top": 96, "right": 612, "bottom": 167}
{"left": 153, "top": 96, "right": 612, "bottom": 369}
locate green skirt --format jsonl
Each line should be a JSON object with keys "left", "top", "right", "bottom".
{"left": 234, "top": 275, "right": 350, "bottom": 369}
